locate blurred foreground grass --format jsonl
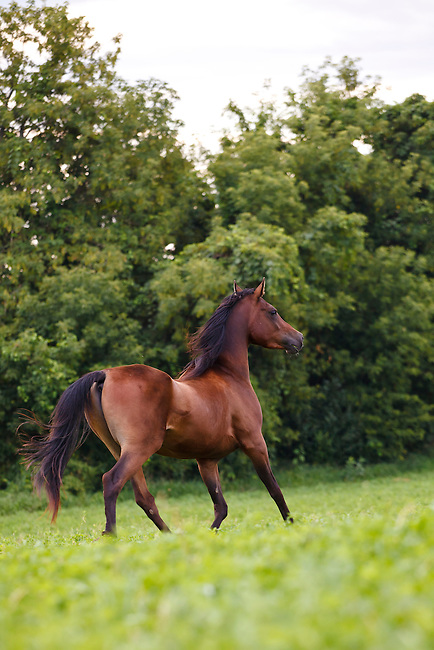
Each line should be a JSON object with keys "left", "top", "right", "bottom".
{"left": 1, "top": 457, "right": 433, "bottom": 649}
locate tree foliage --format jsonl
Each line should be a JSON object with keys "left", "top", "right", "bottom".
{"left": 1, "top": 2, "right": 432, "bottom": 477}
{"left": 0, "top": 1, "right": 213, "bottom": 471}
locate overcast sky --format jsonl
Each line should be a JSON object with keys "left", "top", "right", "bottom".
{"left": 5, "top": 0, "right": 434, "bottom": 151}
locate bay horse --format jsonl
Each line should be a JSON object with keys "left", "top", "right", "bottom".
{"left": 21, "top": 279, "right": 303, "bottom": 534}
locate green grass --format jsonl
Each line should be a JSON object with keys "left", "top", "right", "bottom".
{"left": 1, "top": 458, "right": 434, "bottom": 649}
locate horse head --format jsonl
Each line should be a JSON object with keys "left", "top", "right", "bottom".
{"left": 235, "top": 278, "right": 304, "bottom": 355}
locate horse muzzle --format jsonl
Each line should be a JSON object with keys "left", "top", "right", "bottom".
{"left": 283, "top": 333, "right": 304, "bottom": 355}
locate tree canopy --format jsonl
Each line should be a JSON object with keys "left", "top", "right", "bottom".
{"left": 1, "top": 2, "right": 433, "bottom": 479}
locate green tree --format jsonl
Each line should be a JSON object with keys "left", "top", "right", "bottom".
{"left": 0, "top": 1, "right": 213, "bottom": 473}
{"left": 210, "top": 127, "right": 304, "bottom": 233}
{"left": 362, "top": 94, "right": 434, "bottom": 257}
{"left": 282, "top": 58, "right": 433, "bottom": 258}
{"left": 283, "top": 56, "right": 379, "bottom": 214}
{"left": 209, "top": 57, "right": 433, "bottom": 465}
{"left": 0, "top": 2, "right": 213, "bottom": 284}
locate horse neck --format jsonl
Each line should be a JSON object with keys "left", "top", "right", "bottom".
{"left": 216, "top": 301, "right": 251, "bottom": 381}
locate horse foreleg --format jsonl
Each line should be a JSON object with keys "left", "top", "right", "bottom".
{"left": 130, "top": 468, "right": 170, "bottom": 532}
{"left": 197, "top": 459, "right": 228, "bottom": 529}
{"left": 242, "top": 440, "right": 293, "bottom": 523}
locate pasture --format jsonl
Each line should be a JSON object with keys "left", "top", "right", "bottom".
{"left": 1, "top": 458, "right": 433, "bottom": 650}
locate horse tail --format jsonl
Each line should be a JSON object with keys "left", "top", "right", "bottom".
{"left": 19, "top": 370, "right": 106, "bottom": 522}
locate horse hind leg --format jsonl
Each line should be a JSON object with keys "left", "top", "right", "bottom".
{"left": 95, "top": 366, "right": 173, "bottom": 535}
{"left": 102, "top": 446, "right": 160, "bottom": 536}
{"left": 197, "top": 459, "right": 228, "bottom": 529}
{"left": 102, "top": 453, "right": 133, "bottom": 535}
{"left": 130, "top": 468, "right": 170, "bottom": 532}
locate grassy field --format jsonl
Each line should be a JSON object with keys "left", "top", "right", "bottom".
{"left": 1, "top": 457, "right": 433, "bottom": 649}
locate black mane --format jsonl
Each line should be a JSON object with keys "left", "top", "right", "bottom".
{"left": 179, "top": 288, "right": 255, "bottom": 379}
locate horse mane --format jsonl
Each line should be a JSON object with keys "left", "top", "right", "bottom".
{"left": 179, "top": 288, "right": 255, "bottom": 379}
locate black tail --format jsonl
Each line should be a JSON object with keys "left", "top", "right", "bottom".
{"left": 19, "top": 370, "right": 106, "bottom": 521}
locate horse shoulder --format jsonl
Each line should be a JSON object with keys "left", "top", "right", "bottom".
{"left": 170, "top": 373, "right": 228, "bottom": 416}
{"left": 224, "top": 379, "right": 263, "bottom": 443}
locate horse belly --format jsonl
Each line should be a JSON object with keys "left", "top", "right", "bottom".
{"left": 159, "top": 397, "right": 238, "bottom": 460}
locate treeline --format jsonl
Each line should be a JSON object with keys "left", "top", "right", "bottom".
{"left": 1, "top": 1, "right": 433, "bottom": 478}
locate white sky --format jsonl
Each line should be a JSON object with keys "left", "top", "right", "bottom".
{"left": 4, "top": 0, "right": 434, "bottom": 151}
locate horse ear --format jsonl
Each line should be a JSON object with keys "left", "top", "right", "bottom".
{"left": 254, "top": 277, "right": 266, "bottom": 299}
{"left": 234, "top": 281, "right": 243, "bottom": 294}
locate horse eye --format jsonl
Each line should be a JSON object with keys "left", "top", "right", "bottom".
{"left": 269, "top": 309, "right": 277, "bottom": 316}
